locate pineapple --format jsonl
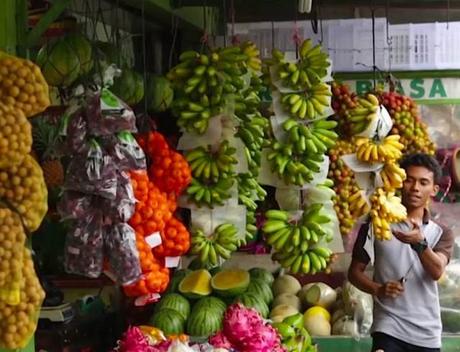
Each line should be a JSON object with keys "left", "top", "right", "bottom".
{"left": 32, "top": 117, "right": 65, "bottom": 189}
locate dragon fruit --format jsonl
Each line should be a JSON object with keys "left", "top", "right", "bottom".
{"left": 213, "top": 303, "right": 286, "bottom": 352}
{"left": 114, "top": 326, "right": 158, "bottom": 352}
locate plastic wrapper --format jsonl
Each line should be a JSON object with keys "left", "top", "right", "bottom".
{"left": 0, "top": 247, "right": 45, "bottom": 349}
{"left": 57, "top": 191, "right": 95, "bottom": 220}
{"left": 108, "top": 131, "right": 146, "bottom": 171}
{"left": 103, "top": 171, "right": 136, "bottom": 223}
{"left": 105, "top": 223, "right": 142, "bottom": 285}
{"left": 65, "top": 140, "right": 118, "bottom": 199}
{"left": 64, "top": 213, "right": 104, "bottom": 278}
{"left": 86, "top": 89, "right": 137, "bottom": 136}
{"left": 342, "top": 281, "right": 373, "bottom": 335}
{"left": 0, "top": 208, "right": 25, "bottom": 305}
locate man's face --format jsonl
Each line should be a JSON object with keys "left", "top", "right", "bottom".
{"left": 402, "top": 165, "right": 439, "bottom": 210}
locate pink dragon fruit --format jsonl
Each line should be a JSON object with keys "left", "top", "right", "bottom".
{"left": 209, "top": 331, "right": 233, "bottom": 350}
{"left": 114, "top": 326, "right": 158, "bottom": 352}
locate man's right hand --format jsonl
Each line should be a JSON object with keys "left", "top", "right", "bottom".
{"left": 377, "top": 281, "right": 404, "bottom": 298}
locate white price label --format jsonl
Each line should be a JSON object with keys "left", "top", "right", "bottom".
{"left": 145, "top": 232, "right": 162, "bottom": 248}
{"left": 165, "top": 256, "right": 181, "bottom": 268}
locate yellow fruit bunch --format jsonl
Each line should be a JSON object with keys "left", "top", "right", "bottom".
{"left": 0, "top": 155, "right": 48, "bottom": 232}
{"left": 0, "top": 208, "right": 26, "bottom": 305}
{"left": 0, "top": 52, "right": 50, "bottom": 118}
{"left": 380, "top": 161, "right": 407, "bottom": 191}
{"left": 356, "top": 135, "right": 405, "bottom": 163}
{"left": 370, "top": 188, "right": 407, "bottom": 240}
{"left": 0, "top": 105, "right": 32, "bottom": 169}
{"left": 348, "top": 189, "right": 371, "bottom": 219}
{"left": 0, "top": 248, "right": 45, "bottom": 349}
{"left": 241, "top": 41, "right": 262, "bottom": 72}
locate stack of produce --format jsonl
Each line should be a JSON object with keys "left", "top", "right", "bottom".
{"left": 0, "top": 52, "right": 49, "bottom": 349}
{"left": 259, "top": 39, "right": 338, "bottom": 274}
{"left": 147, "top": 267, "right": 275, "bottom": 339}
{"left": 58, "top": 88, "right": 144, "bottom": 285}
{"left": 124, "top": 132, "right": 192, "bottom": 297}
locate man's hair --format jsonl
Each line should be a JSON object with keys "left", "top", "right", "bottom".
{"left": 400, "top": 153, "right": 442, "bottom": 185}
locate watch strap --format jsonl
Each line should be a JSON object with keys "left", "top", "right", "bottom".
{"left": 411, "top": 238, "right": 428, "bottom": 255}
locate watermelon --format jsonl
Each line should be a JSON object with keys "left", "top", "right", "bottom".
{"left": 249, "top": 267, "right": 274, "bottom": 285}
{"left": 186, "top": 306, "right": 223, "bottom": 337}
{"left": 234, "top": 293, "right": 269, "bottom": 318}
{"left": 65, "top": 33, "right": 93, "bottom": 74}
{"left": 111, "top": 69, "right": 144, "bottom": 106}
{"left": 179, "top": 269, "right": 212, "bottom": 299}
{"left": 36, "top": 38, "right": 81, "bottom": 87}
{"left": 154, "top": 293, "right": 190, "bottom": 320}
{"left": 211, "top": 269, "right": 250, "bottom": 297}
{"left": 166, "top": 269, "right": 191, "bottom": 293}
{"left": 192, "top": 296, "right": 227, "bottom": 316}
{"left": 146, "top": 75, "right": 173, "bottom": 112}
{"left": 149, "top": 308, "right": 185, "bottom": 336}
{"left": 246, "top": 278, "right": 274, "bottom": 306}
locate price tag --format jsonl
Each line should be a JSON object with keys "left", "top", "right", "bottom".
{"left": 135, "top": 293, "right": 161, "bottom": 307}
{"left": 165, "top": 256, "right": 181, "bottom": 268}
{"left": 145, "top": 232, "right": 162, "bottom": 248}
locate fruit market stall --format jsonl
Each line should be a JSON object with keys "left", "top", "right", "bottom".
{"left": 1, "top": 1, "right": 460, "bottom": 352}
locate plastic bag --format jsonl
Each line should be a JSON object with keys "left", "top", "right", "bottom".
{"left": 105, "top": 223, "right": 142, "bottom": 285}
{"left": 105, "top": 131, "right": 146, "bottom": 171}
{"left": 64, "top": 109, "right": 88, "bottom": 154}
{"left": 342, "top": 281, "right": 373, "bottom": 335}
{"left": 86, "top": 88, "right": 137, "bottom": 136}
{"left": 64, "top": 213, "right": 104, "bottom": 278}
{"left": 0, "top": 208, "right": 25, "bottom": 305}
{"left": 0, "top": 247, "right": 45, "bottom": 349}
{"left": 65, "top": 140, "right": 118, "bottom": 199}
{"left": 109, "top": 171, "right": 136, "bottom": 223}
{"left": 57, "top": 191, "right": 95, "bottom": 220}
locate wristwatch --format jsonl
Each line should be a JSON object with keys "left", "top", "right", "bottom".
{"left": 411, "top": 238, "right": 428, "bottom": 255}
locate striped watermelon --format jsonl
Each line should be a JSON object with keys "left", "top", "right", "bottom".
{"left": 154, "top": 293, "right": 190, "bottom": 320}
{"left": 149, "top": 308, "right": 185, "bottom": 336}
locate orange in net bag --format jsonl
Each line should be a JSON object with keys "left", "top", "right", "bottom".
{"left": 0, "top": 247, "right": 45, "bottom": 349}
{"left": 0, "top": 208, "right": 26, "bottom": 305}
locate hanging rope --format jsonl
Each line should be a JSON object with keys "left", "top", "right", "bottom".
{"left": 271, "top": 21, "right": 275, "bottom": 52}
{"left": 168, "top": 14, "right": 179, "bottom": 70}
{"left": 230, "top": 0, "right": 239, "bottom": 45}
{"left": 200, "top": 1, "right": 209, "bottom": 51}
{"left": 292, "top": 0, "right": 301, "bottom": 58}
{"left": 371, "top": 1, "right": 377, "bottom": 90}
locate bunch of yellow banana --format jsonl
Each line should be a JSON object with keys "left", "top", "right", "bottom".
{"left": 241, "top": 41, "right": 262, "bottom": 72}
{"left": 370, "top": 188, "right": 407, "bottom": 240}
{"left": 356, "top": 135, "right": 405, "bottom": 163}
{"left": 186, "top": 140, "right": 237, "bottom": 182}
{"left": 348, "top": 190, "right": 371, "bottom": 218}
{"left": 282, "top": 118, "right": 338, "bottom": 154}
{"left": 345, "top": 93, "right": 380, "bottom": 135}
{"left": 380, "top": 161, "right": 407, "bottom": 191}
{"left": 190, "top": 223, "right": 240, "bottom": 265}
{"left": 281, "top": 83, "right": 331, "bottom": 120}
{"left": 263, "top": 206, "right": 334, "bottom": 275}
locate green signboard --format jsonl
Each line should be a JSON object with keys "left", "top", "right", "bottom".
{"left": 344, "top": 77, "right": 460, "bottom": 105}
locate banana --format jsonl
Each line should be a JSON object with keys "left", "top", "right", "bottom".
{"left": 265, "top": 209, "right": 290, "bottom": 221}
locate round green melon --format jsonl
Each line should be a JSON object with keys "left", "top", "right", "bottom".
{"left": 36, "top": 38, "right": 81, "bottom": 87}
{"left": 149, "top": 308, "right": 185, "bottom": 336}
{"left": 249, "top": 267, "right": 275, "bottom": 285}
{"left": 154, "top": 293, "right": 190, "bottom": 320}
{"left": 166, "top": 269, "right": 191, "bottom": 294}
{"left": 192, "top": 296, "right": 227, "bottom": 316}
{"left": 146, "top": 75, "right": 173, "bottom": 112}
{"left": 65, "top": 33, "right": 93, "bottom": 74}
{"left": 111, "top": 69, "right": 144, "bottom": 106}
{"left": 211, "top": 269, "right": 250, "bottom": 297}
{"left": 186, "top": 306, "right": 223, "bottom": 337}
{"left": 235, "top": 293, "right": 269, "bottom": 318}
{"left": 246, "top": 278, "right": 274, "bottom": 306}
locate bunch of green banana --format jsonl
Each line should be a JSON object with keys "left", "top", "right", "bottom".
{"left": 186, "top": 140, "right": 237, "bottom": 182}
{"left": 281, "top": 82, "right": 331, "bottom": 120}
{"left": 272, "top": 313, "right": 315, "bottom": 352}
{"left": 168, "top": 46, "right": 251, "bottom": 134}
{"left": 190, "top": 223, "right": 240, "bottom": 265}
{"left": 298, "top": 39, "right": 330, "bottom": 84}
{"left": 282, "top": 118, "right": 338, "bottom": 154}
{"left": 267, "top": 140, "right": 326, "bottom": 186}
{"left": 239, "top": 210, "right": 258, "bottom": 246}
{"left": 345, "top": 93, "right": 380, "bottom": 135}
{"left": 186, "top": 177, "right": 234, "bottom": 208}
{"left": 237, "top": 173, "right": 267, "bottom": 211}
{"left": 262, "top": 206, "right": 334, "bottom": 275}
